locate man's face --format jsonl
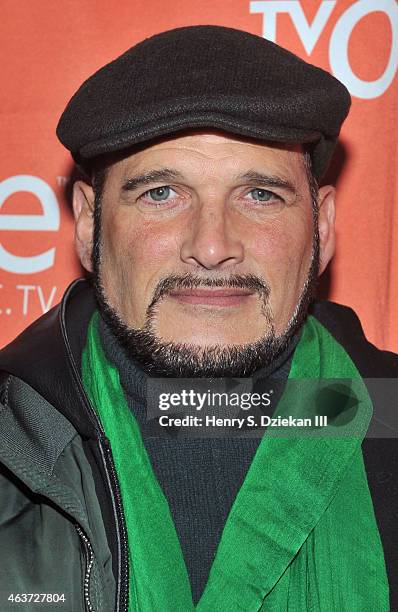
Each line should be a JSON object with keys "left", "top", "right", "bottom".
{"left": 74, "top": 131, "right": 335, "bottom": 376}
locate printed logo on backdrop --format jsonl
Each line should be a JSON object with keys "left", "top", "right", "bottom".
{"left": 0, "top": 175, "right": 60, "bottom": 274}
{"left": 250, "top": 0, "right": 398, "bottom": 98}
{"left": 0, "top": 175, "right": 60, "bottom": 322}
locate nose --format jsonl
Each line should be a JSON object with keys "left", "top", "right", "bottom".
{"left": 180, "top": 202, "right": 244, "bottom": 270}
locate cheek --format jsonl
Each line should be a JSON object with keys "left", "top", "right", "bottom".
{"left": 104, "top": 212, "right": 174, "bottom": 268}
{"left": 100, "top": 211, "right": 181, "bottom": 320}
{"left": 248, "top": 214, "right": 314, "bottom": 325}
{"left": 251, "top": 216, "right": 312, "bottom": 273}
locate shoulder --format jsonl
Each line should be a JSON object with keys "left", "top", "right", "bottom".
{"left": 309, "top": 300, "right": 398, "bottom": 377}
{"left": 0, "top": 278, "right": 98, "bottom": 438}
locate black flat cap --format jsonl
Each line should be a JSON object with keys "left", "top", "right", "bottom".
{"left": 56, "top": 25, "right": 351, "bottom": 180}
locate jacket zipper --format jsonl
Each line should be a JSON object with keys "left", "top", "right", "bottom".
{"left": 100, "top": 438, "right": 129, "bottom": 612}
{"left": 75, "top": 524, "right": 95, "bottom": 612}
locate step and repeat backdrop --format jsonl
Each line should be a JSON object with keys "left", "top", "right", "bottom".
{"left": 1, "top": 0, "right": 397, "bottom": 350}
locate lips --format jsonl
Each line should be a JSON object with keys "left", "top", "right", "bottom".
{"left": 168, "top": 288, "right": 255, "bottom": 307}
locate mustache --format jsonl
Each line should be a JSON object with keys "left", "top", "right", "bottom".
{"left": 148, "top": 273, "right": 271, "bottom": 310}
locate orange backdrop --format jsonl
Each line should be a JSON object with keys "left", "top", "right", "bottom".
{"left": 1, "top": 0, "right": 397, "bottom": 350}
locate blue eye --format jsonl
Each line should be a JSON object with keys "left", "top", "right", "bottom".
{"left": 147, "top": 186, "right": 172, "bottom": 201}
{"left": 249, "top": 188, "right": 277, "bottom": 202}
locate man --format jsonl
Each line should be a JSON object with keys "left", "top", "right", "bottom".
{"left": 0, "top": 25, "right": 397, "bottom": 611}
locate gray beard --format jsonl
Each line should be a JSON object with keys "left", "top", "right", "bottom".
{"left": 92, "top": 239, "right": 319, "bottom": 378}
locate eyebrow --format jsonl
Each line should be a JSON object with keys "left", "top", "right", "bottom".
{"left": 121, "top": 168, "right": 184, "bottom": 192}
{"left": 235, "top": 171, "right": 297, "bottom": 194}
{"left": 121, "top": 167, "right": 297, "bottom": 195}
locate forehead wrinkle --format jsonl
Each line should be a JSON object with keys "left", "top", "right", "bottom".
{"left": 129, "top": 134, "right": 289, "bottom": 163}
{"left": 116, "top": 137, "right": 306, "bottom": 192}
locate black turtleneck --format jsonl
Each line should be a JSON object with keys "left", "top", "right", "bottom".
{"left": 99, "top": 317, "right": 302, "bottom": 604}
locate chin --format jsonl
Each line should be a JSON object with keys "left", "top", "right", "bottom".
{"left": 153, "top": 327, "right": 265, "bottom": 348}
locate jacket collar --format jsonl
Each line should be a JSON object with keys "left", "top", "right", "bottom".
{"left": 0, "top": 278, "right": 100, "bottom": 438}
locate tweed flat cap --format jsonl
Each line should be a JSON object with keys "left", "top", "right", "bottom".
{"left": 56, "top": 25, "right": 351, "bottom": 180}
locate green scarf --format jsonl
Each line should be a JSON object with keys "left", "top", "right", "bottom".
{"left": 82, "top": 312, "right": 390, "bottom": 611}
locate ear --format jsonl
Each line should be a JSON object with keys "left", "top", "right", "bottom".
{"left": 72, "top": 180, "right": 96, "bottom": 272}
{"left": 317, "top": 185, "right": 336, "bottom": 276}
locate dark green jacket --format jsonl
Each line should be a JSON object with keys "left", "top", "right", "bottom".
{"left": 0, "top": 279, "right": 397, "bottom": 611}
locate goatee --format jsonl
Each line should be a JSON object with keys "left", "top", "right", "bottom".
{"left": 92, "top": 255, "right": 319, "bottom": 377}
